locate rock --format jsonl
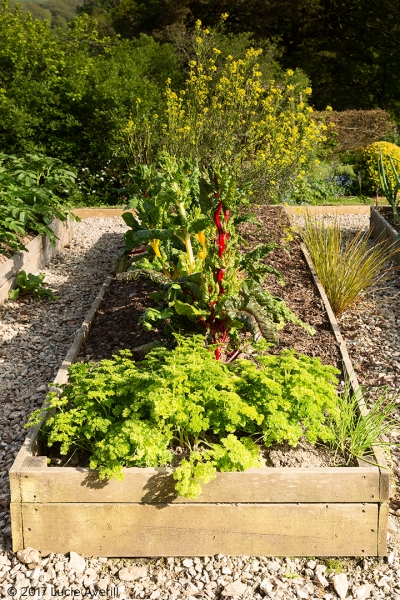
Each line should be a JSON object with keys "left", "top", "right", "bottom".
{"left": 353, "top": 584, "right": 373, "bottom": 600}
{"left": 332, "top": 573, "right": 348, "bottom": 599}
{"left": 387, "top": 552, "right": 394, "bottom": 565}
{"left": 118, "top": 566, "right": 147, "bottom": 582}
{"left": 183, "top": 559, "right": 194, "bottom": 568}
{"left": 69, "top": 552, "right": 86, "bottom": 575}
{"left": 314, "top": 571, "right": 329, "bottom": 587}
{"left": 84, "top": 567, "right": 97, "bottom": 586}
{"left": 260, "top": 579, "right": 273, "bottom": 593}
{"left": 222, "top": 580, "right": 248, "bottom": 597}
{"left": 16, "top": 548, "right": 40, "bottom": 565}
{"left": 306, "top": 560, "right": 317, "bottom": 570}
{"left": 296, "top": 590, "right": 308, "bottom": 599}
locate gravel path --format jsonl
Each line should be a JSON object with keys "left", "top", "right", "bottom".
{"left": 0, "top": 214, "right": 400, "bottom": 600}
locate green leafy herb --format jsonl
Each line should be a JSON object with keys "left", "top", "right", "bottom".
{"left": 27, "top": 336, "right": 340, "bottom": 497}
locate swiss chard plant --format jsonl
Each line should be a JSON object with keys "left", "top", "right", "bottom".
{"left": 118, "top": 156, "right": 314, "bottom": 358}
{"left": 28, "top": 335, "right": 340, "bottom": 498}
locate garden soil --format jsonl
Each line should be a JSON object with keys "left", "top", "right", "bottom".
{"left": 78, "top": 206, "right": 342, "bottom": 369}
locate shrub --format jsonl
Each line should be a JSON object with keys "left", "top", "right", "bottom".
{"left": 313, "top": 109, "right": 396, "bottom": 158}
{"left": 353, "top": 141, "right": 400, "bottom": 195}
{"left": 0, "top": 152, "right": 79, "bottom": 255}
{"left": 296, "top": 214, "right": 395, "bottom": 315}
{"left": 27, "top": 335, "right": 340, "bottom": 498}
{"left": 120, "top": 20, "right": 327, "bottom": 203}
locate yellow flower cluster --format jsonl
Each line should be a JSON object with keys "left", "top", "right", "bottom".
{"left": 121, "top": 27, "right": 327, "bottom": 198}
{"left": 354, "top": 141, "right": 400, "bottom": 193}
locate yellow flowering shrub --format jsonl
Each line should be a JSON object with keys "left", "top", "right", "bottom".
{"left": 121, "top": 21, "right": 327, "bottom": 201}
{"left": 353, "top": 141, "right": 400, "bottom": 194}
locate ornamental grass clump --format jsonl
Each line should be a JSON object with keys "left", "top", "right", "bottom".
{"left": 28, "top": 335, "right": 341, "bottom": 499}
{"left": 297, "top": 214, "right": 395, "bottom": 315}
{"left": 329, "top": 380, "right": 400, "bottom": 465}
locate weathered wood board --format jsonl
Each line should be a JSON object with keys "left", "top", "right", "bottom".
{"left": 0, "top": 219, "right": 74, "bottom": 305}
{"left": 21, "top": 503, "right": 379, "bottom": 557}
{"left": 9, "top": 222, "right": 390, "bottom": 557}
{"left": 370, "top": 206, "right": 400, "bottom": 265}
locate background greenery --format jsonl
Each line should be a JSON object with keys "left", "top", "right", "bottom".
{"left": 1, "top": 0, "right": 400, "bottom": 207}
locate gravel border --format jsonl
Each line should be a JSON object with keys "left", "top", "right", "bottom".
{"left": 1, "top": 214, "right": 400, "bottom": 600}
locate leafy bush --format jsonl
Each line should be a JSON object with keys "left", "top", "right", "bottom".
{"left": 0, "top": 153, "right": 79, "bottom": 255}
{"left": 0, "top": 153, "right": 78, "bottom": 255}
{"left": 120, "top": 20, "right": 327, "bottom": 202}
{"left": 0, "top": 5, "right": 181, "bottom": 196}
{"left": 118, "top": 156, "right": 314, "bottom": 356}
{"left": 296, "top": 214, "right": 395, "bottom": 315}
{"left": 353, "top": 141, "right": 400, "bottom": 195}
{"left": 282, "top": 163, "right": 355, "bottom": 204}
{"left": 28, "top": 336, "right": 340, "bottom": 498}
{"left": 8, "top": 270, "right": 57, "bottom": 301}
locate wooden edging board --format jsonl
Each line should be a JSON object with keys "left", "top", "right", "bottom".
{"left": 0, "top": 219, "right": 74, "bottom": 306}
{"left": 370, "top": 207, "right": 400, "bottom": 266}
{"left": 73, "top": 205, "right": 371, "bottom": 221}
{"left": 10, "top": 249, "right": 389, "bottom": 557}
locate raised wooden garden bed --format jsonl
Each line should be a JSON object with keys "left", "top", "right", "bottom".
{"left": 370, "top": 207, "right": 400, "bottom": 266}
{"left": 0, "top": 219, "right": 74, "bottom": 305}
{"left": 9, "top": 236, "right": 389, "bottom": 557}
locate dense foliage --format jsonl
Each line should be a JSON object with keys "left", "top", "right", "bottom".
{"left": 0, "top": 2, "right": 181, "bottom": 198}
{"left": 353, "top": 141, "right": 400, "bottom": 196}
{"left": 118, "top": 156, "right": 314, "bottom": 356}
{"left": 120, "top": 22, "right": 326, "bottom": 202}
{"left": 29, "top": 336, "right": 340, "bottom": 498}
{"left": 77, "top": 0, "right": 400, "bottom": 125}
{"left": 0, "top": 153, "right": 78, "bottom": 255}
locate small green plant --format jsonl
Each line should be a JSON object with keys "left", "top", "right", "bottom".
{"left": 323, "top": 558, "right": 346, "bottom": 574}
{"left": 378, "top": 150, "right": 400, "bottom": 223}
{"left": 297, "top": 214, "right": 395, "bottom": 315}
{"left": 27, "top": 335, "right": 341, "bottom": 498}
{"left": 9, "top": 270, "right": 57, "bottom": 301}
{"left": 328, "top": 380, "right": 400, "bottom": 465}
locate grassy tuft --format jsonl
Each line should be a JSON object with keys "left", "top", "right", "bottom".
{"left": 296, "top": 214, "right": 396, "bottom": 315}
{"left": 329, "top": 380, "right": 400, "bottom": 465}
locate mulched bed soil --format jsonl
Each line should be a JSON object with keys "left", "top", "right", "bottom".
{"left": 79, "top": 206, "right": 342, "bottom": 369}
{"left": 378, "top": 206, "right": 400, "bottom": 232}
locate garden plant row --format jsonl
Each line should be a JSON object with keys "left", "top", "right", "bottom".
{"left": 10, "top": 162, "right": 389, "bottom": 557}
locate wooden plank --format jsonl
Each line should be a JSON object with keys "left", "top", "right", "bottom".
{"left": 0, "top": 219, "right": 74, "bottom": 306}
{"left": 284, "top": 205, "right": 370, "bottom": 216}
{"left": 300, "top": 243, "right": 389, "bottom": 476}
{"left": 18, "top": 466, "right": 381, "bottom": 504}
{"left": 370, "top": 207, "right": 400, "bottom": 265}
{"left": 10, "top": 504, "right": 23, "bottom": 553}
{"left": 377, "top": 502, "right": 389, "bottom": 556}
{"left": 19, "top": 503, "right": 379, "bottom": 557}
{"left": 72, "top": 208, "right": 134, "bottom": 219}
